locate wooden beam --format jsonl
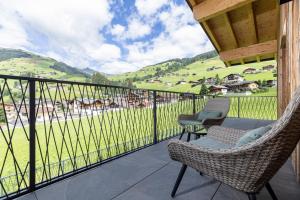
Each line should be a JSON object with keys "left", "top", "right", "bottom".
{"left": 189, "top": 0, "right": 197, "bottom": 6}
{"left": 247, "top": 3, "right": 258, "bottom": 43}
{"left": 193, "top": 0, "right": 255, "bottom": 22}
{"left": 224, "top": 13, "right": 238, "bottom": 48}
{"left": 202, "top": 21, "right": 221, "bottom": 51}
{"left": 219, "top": 40, "right": 277, "bottom": 61}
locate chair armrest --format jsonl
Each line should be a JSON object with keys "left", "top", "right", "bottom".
{"left": 201, "top": 114, "right": 227, "bottom": 125}
{"left": 207, "top": 126, "right": 246, "bottom": 145}
{"left": 168, "top": 139, "right": 267, "bottom": 193}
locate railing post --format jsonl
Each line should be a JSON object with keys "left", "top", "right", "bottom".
{"left": 192, "top": 94, "right": 196, "bottom": 114}
{"left": 237, "top": 97, "right": 240, "bottom": 118}
{"left": 29, "top": 80, "right": 36, "bottom": 192}
{"left": 153, "top": 91, "right": 157, "bottom": 144}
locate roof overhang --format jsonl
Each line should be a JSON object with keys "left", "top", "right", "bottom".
{"left": 186, "top": 0, "right": 280, "bottom": 66}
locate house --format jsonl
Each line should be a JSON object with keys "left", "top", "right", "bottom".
{"left": 266, "top": 80, "right": 277, "bottom": 87}
{"left": 207, "top": 66, "right": 216, "bottom": 71}
{"left": 188, "top": 81, "right": 200, "bottom": 84}
{"left": 262, "top": 65, "right": 275, "bottom": 71}
{"left": 197, "top": 78, "right": 205, "bottom": 84}
{"left": 208, "top": 85, "right": 228, "bottom": 95}
{"left": 165, "top": 82, "right": 173, "bottom": 86}
{"left": 205, "top": 77, "right": 216, "bottom": 84}
{"left": 147, "top": 79, "right": 162, "bottom": 83}
{"left": 179, "top": 93, "right": 193, "bottom": 101}
{"left": 206, "top": 66, "right": 221, "bottom": 71}
{"left": 189, "top": 81, "right": 201, "bottom": 87}
{"left": 225, "top": 81, "right": 259, "bottom": 92}
{"left": 222, "top": 74, "right": 244, "bottom": 83}
{"left": 108, "top": 102, "right": 119, "bottom": 108}
{"left": 175, "top": 80, "right": 186, "bottom": 85}
{"left": 243, "top": 68, "right": 257, "bottom": 74}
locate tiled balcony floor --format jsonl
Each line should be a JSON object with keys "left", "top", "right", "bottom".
{"left": 17, "top": 118, "right": 300, "bottom": 200}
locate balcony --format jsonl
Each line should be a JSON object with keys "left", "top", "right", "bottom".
{"left": 0, "top": 75, "right": 288, "bottom": 199}
{"left": 13, "top": 118, "right": 300, "bottom": 200}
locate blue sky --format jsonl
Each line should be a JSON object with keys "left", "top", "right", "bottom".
{"left": 0, "top": 0, "right": 213, "bottom": 74}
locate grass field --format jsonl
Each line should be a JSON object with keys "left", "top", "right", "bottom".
{"left": 0, "top": 95, "right": 277, "bottom": 179}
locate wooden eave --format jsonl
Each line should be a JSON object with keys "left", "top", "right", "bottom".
{"left": 186, "top": 0, "right": 279, "bottom": 66}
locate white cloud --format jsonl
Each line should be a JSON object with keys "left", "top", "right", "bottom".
{"left": 89, "top": 44, "right": 121, "bottom": 62}
{"left": 135, "top": 0, "right": 168, "bottom": 16}
{"left": 0, "top": 0, "right": 113, "bottom": 67}
{"left": 125, "top": 19, "right": 151, "bottom": 40}
{"left": 111, "top": 24, "right": 125, "bottom": 36}
{"left": 0, "top": 0, "right": 214, "bottom": 74}
{"left": 123, "top": 3, "right": 214, "bottom": 71}
{"left": 101, "top": 61, "right": 138, "bottom": 74}
{"left": 0, "top": 4, "right": 29, "bottom": 48}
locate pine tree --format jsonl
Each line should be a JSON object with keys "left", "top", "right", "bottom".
{"left": 199, "top": 84, "right": 208, "bottom": 95}
{"left": 0, "top": 108, "right": 6, "bottom": 123}
{"left": 215, "top": 74, "right": 221, "bottom": 85}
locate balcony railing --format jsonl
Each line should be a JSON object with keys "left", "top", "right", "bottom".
{"left": 0, "top": 75, "right": 277, "bottom": 199}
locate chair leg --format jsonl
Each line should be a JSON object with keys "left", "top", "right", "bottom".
{"left": 247, "top": 193, "right": 257, "bottom": 200}
{"left": 179, "top": 128, "right": 185, "bottom": 140}
{"left": 265, "top": 182, "right": 278, "bottom": 200}
{"left": 171, "top": 164, "right": 187, "bottom": 198}
{"left": 187, "top": 132, "right": 191, "bottom": 142}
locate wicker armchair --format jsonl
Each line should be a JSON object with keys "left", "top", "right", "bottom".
{"left": 168, "top": 87, "right": 300, "bottom": 200}
{"left": 178, "top": 97, "right": 230, "bottom": 141}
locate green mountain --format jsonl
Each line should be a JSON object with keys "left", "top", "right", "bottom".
{"left": 0, "top": 48, "right": 93, "bottom": 82}
{"left": 110, "top": 51, "right": 277, "bottom": 96}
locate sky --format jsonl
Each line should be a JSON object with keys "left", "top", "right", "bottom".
{"left": 0, "top": 0, "right": 214, "bottom": 74}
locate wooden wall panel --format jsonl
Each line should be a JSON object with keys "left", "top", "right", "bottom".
{"left": 278, "top": 0, "right": 300, "bottom": 182}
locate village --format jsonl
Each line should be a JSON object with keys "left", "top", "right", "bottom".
{"left": 0, "top": 90, "right": 182, "bottom": 126}
{"left": 146, "top": 64, "right": 277, "bottom": 96}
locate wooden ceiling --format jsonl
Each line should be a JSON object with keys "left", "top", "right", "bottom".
{"left": 186, "top": 0, "right": 279, "bottom": 66}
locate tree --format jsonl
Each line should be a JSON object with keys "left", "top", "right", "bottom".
{"left": 0, "top": 108, "right": 6, "bottom": 123}
{"left": 215, "top": 74, "right": 221, "bottom": 85}
{"left": 199, "top": 76, "right": 206, "bottom": 84}
{"left": 91, "top": 72, "right": 109, "bottom": 85}
{"left": 262, "top": 80, "right": 267, "bottom": 87}
{"left": 127, "top": 79, "right": 134, "bottom": 88}
{"left": 199, "top": 84, "right": 208, "bottom": 95}
{"left": 257, "top": 80, "right": 262, "bottom": 87}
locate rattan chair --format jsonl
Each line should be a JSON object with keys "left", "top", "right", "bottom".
{"left": 178, "top": 97, "right": 230, "bottom": 141}
{"left": 168, "top": 86, "right": 300, "bottom": 200}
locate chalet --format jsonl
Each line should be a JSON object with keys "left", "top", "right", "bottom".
{"left": 208, "top": 85, "right": 228, "bottom": 95}
{"left": 197, "top": 78, "right": 205, "bottom": 84}
{"left": 189, "top": 81, "right": 200, "bottom": 84}
{"left": 243, "top": 68, "right": 257, "bottom": 74}
{"left": 205, "top": 77, "right": 216, "bottom": 84}
{"left": 226, "top": 81, "right": 259, "bottom": 92}
{"left": 266, "top": 80, "right": 277, "bottom": 87}
{"left": 147, "top": 79, "right": 162, "bottom": 83}
{"left": 262, "top": 65, "right": 275, "bottom": 71}
{"left": 207, "top": 66, "right": 216, "bottom": 71}
{"left": 108, "top": 102, "right": 119, "bottom": 108}
{"left": 156, "top": 94, "right": 166, "bottom": 102}
{"left": 206, "top": 66, "right": 221, "bottom": 71}
{"left": 179, "top": 93, "right": 193, "bottom": 101}
{"left": 222, "top": 74, "right": 244, "bottom": 83}
{"left": 175, "top": 80, "right": 187, "bottom": 85}
{"left": 165, "top": 82, "right": 173, "bottom": 86}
